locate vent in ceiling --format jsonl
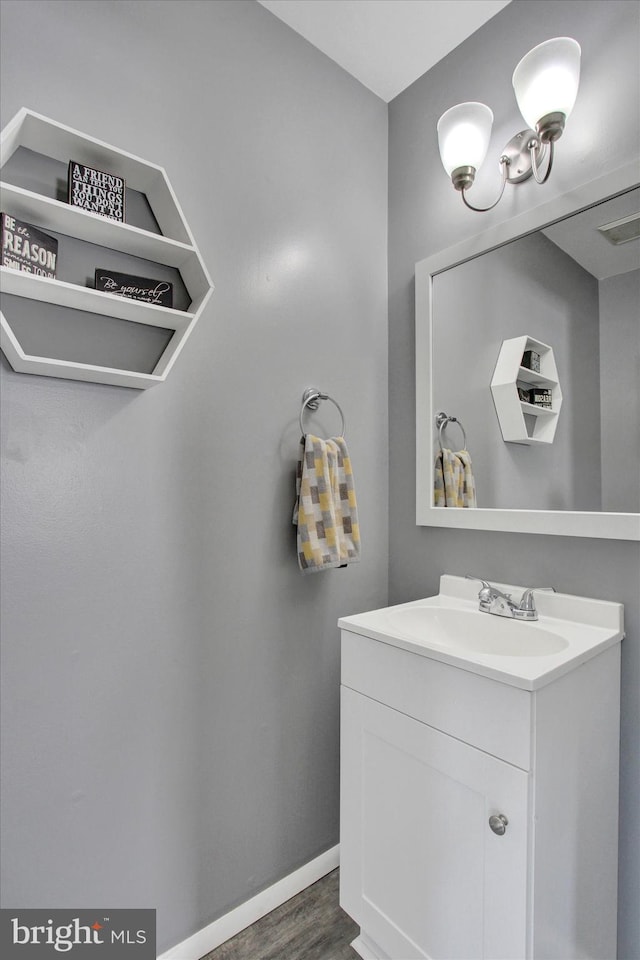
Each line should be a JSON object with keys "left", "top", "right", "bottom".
{"left": 597, "top": 212, "right": 640, "bottom": 245}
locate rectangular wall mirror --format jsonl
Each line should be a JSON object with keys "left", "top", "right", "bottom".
{"left": 415, "top": 162, "right": 640, "bottom": 540}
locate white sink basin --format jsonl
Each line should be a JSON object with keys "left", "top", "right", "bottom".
{"left": 338, "top": 575, "right": 625, "bottom": 689}
{"left": 381, "top": 605, "right": 568, "bottom": 657}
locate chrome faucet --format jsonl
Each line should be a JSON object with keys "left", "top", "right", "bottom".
{"left": 465, "top": 575, "right": 555, "bottom": 621}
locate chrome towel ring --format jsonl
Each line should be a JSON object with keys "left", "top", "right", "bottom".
{"left": 435, "top": 410, "right": 467, "bottom": 450}
{"left": 300, "top": 387, "right": 346, "bottom": 438}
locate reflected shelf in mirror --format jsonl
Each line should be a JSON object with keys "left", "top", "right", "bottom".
{"left": 415, "top": 161, "right": 640, "bottom": 540}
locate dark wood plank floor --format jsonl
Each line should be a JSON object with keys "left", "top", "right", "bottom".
{"left": 201, "top": 869, "right": 359, "bottom": 960}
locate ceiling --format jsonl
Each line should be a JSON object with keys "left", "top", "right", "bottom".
{"left": 257, "top": 0, "right": 512, "bottom": 102}
{"left": 257, "top": 1, "right": 640, "bottom": 280}
{"left": 543, "top": 189, "right": 640, "bottom": 281}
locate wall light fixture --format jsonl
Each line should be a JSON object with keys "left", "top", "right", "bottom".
{"left": 437, "top": 38, "right": 581, "bottom": 212}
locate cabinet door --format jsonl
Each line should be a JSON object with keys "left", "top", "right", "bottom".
{"left": 341, "top": 687, "right": 530, "bottom": 960}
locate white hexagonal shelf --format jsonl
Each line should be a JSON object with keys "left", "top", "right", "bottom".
{"left": 0, "top": 108, "right": 213, "bottom": 388}
{"left": 490, "top": 335, "right": 562, "bottom": 444}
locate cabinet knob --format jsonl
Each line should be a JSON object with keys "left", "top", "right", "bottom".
{"left": 489, "top": 813, "right": 509, "bottom": 836}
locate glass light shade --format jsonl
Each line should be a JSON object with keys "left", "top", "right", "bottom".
{"left": 437, "top": 102, "right": 494, "bottom": 176}
{"left": 512, "top": 37, "right": 581, "bottom": 129}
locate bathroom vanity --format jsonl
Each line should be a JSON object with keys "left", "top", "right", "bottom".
{"left": 339, "top": 575, "right": 624, "bottom": 960}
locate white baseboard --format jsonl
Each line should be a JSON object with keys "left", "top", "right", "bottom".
{"left": 351, "top": 933, "right": 389, "bottom": 960}
{"left": 157, "top": 844, "right": 340, "bottom": 960}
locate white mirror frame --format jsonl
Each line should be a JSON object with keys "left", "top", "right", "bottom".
{"left": 416, "top": 161, "right": 640, "bottom": 540}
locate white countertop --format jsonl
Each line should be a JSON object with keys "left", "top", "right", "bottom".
{"left": 338, "top": 575, "right": 625, "bottom": 690}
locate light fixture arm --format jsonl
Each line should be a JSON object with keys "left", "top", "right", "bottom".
{"left": 455, "top": 128, "right": 552, "bottom": 212}
{"left": 530, "top": 135, "right": 555, "bottom": 184}
{"left": 460, "top": 157, "right": 510, "bottom": 212}
{"left": 437, "top": 37, "right": 580, "bottom": 214}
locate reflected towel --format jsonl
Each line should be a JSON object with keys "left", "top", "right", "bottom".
{"left": 293, "top": 434, "right": 360, "bottom": 574}
{"left": 434, "top": 448, "right": 477, "bottom": 507}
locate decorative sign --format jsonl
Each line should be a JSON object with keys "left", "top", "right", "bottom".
{"left": 1, "top": 212, "right": 58, "bottom": 278}
{"left": 518, "top": 385, "right": 553, "bottom": 407}
{"left": 521, "top": 349, "right": 541, "bottom": 372}
{"left": 68, "top": 161, "right": 125, "bottom": 221}
{"left": 95, "top": 269, "right": 173, "bottom": 307}
{"left": 529, "top": 388, "right": 553, "bottom": 407}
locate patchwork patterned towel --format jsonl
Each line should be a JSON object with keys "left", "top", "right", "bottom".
{"left": 293, "top": 434, "right": 360, "bottom": 574}
{"left": 434, "top": 448, "right": 477, "bottom": 508}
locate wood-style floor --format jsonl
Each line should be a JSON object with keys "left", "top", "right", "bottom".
{"left": 201, "top": 869, "right": 360, "bottom": 960}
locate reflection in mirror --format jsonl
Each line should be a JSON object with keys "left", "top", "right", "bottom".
{"left": 432, "top": 187, "right": 639, "bottom": 513}
{"left": 415, "top": 162, "right": 640, "bottom": 540}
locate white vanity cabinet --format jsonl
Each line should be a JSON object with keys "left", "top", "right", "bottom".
{"left": 339, "top": 579, "right": 623, "bottom": 960}
{"left": 341, "top": 683, "right": 529, "bottom": 960}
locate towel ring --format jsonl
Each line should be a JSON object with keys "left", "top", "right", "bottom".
{"left": 435, "top": 411, "right": 467, "bottom": 450}
{"left": 300, "top": 387, "right": 346, "bottom": 438}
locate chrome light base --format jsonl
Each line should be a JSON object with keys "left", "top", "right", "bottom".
{"left": 452, "top": 118, "right": 562, "bottom": 210}
{"left": 536, "top": 111, "right": 566, "bottom": 143}
{"left": 450, "top": 165, "right": 477, "bottom": 192}
{"left": 502, "top": 129, "right": 543, "bottom": 183}
{"left": 452, "top": 129, "right": 545, "bottom": 196}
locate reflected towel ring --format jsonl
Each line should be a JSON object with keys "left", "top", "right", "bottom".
{"left": 300, "top": 387, "right": 346, "bottom": 438}
{"left": 436, "top": 410, "right": 467, "bottom": 450}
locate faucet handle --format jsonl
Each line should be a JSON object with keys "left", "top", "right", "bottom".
{"left": 466, "top": 575, "right": 513, "bottom": 601}
{"left": 501, "top": 586, "right": 556, "bottom": 621}
{"left": 465, "top": 574, "right": 492, "bottom": 590}
{"left": 465, "top": 574, "right": 494, "bottom": 605}
{"left": 519, "top": 586, "right": 556, "bottom": 610}
{"left": 465, "top": 575, "right": 515, "bottom": 613}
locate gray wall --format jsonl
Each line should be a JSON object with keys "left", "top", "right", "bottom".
{"left": 433, "top": 232, "right": 602, "bottom": 510}
{"left": 600, "top": 269, "right": 640, "bottom": 512}
{"left": 2, "top": 0, "right": 639, "bottom": 956}
{"left": 388, "top": 1, "right": 640, "bottom": 956}
{"left": 0, "top": 0, "right": 388, "bottom": 952}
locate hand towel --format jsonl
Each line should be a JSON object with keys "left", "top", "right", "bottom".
{"left": 434, "top": 448, "right": 477, "bottom": 508}
{"left": 293, "top": 434, "right": 360, "bottom": 574}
